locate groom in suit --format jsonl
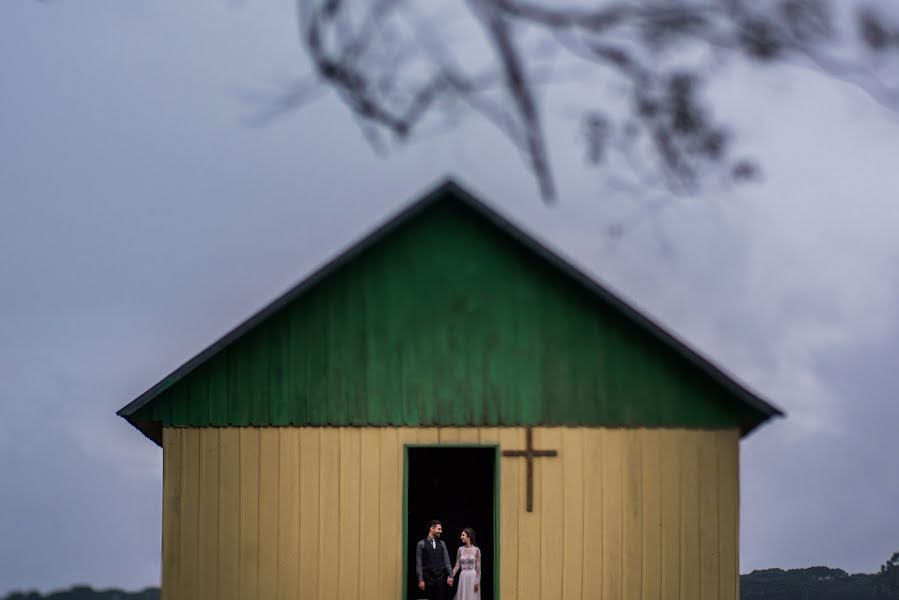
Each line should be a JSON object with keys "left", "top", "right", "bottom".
{"left": 416, "top": 519, "right": 454, "bottom": 600}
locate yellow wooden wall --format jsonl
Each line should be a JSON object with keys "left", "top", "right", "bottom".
{"left": 161, "top": 426, "right": 739, "bottom": 600}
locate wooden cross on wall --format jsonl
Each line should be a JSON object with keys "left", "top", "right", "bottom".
{"left": 501, "top": 427, "right": 558, "bottom": 512}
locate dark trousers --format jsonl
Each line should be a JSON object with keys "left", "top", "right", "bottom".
{"left": 422, "top": 571, "right": 448, "bottom": 600}
{"left": 424, "top": 578, "right": 447, "bottom": 600}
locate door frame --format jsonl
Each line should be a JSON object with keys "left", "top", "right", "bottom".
{"left": 402, "top": 443, "right": 501, "bottom": 600}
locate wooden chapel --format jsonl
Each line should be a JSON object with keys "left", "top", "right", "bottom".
{"left": 118, "top": 179, "right": 781, "bottom": 600}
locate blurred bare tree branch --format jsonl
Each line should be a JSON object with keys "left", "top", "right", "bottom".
{"left": 292, "top": 0, "right": 899, "bottom": 202}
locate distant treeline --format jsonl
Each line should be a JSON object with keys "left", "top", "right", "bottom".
{"left": 4, "top": 555, "right": 899, "bottom": 600}
{"left": 2, "top": 588, "right": 158, "bottom": 600}
{"left": 742, "top": 564, "right": 899, "bottom": 599}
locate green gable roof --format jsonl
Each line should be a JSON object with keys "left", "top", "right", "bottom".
{"left": 119, "top": 179, "right": 781, "bottom": 445}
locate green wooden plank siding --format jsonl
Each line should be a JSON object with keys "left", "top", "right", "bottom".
{"left": 133, "top": 197, "right": 760, "bottom": 429}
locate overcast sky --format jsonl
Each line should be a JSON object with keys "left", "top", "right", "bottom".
{"left": 2, "top": 0, "right": 899, "bottom": 595}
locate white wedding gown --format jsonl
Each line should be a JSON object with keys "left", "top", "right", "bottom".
{"left": 453, "top": 545, "right": 481, "bottom": 600}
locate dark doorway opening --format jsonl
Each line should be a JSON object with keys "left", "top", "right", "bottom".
{"left": 405, "top": 446, "right": 496, "bottom": 600}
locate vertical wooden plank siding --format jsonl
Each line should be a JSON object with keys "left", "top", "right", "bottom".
{"left": 602, "top": 429, "right": 624, "bottom": 600}
{"left": 318, "top": 429, "right": 340, "bottom": 599}
{"left": 338, "top": 429, "right": 362, "bottom": 600}
{"left": 518, "top": 426, "right": 541, "bottom": 600}
{"left": 161, "top": 428, "right": 181, "bottom": 600}
{"left": 237, "top": 428, "right": 259, "bottom": 599}
{"left": 160, "top": 426, "right": 739, "bottom": 600}
{"left": 298, "top": 429, "right": 320, "bottom": 598}
{"left": 359, "top": 429, "right": 381, "bottom": 597}
{"left": 561, "top": 428, "right": 584, "bottom": 600}
{"left": 277, "top": 429, "right": 300, "bottom": 600}
{"left": 495, "top": 428, "right": 520, "bottom": 600}
{"left": 378, "top": 429, "right": 401, "bottom": 595}
{"left": 718, "top": 430, "right": 740, "bottom": 600}
{"left": 178, "top": 428, "right": 199, "bottom": 600}
{"left": 640, "top": 429, "right": 662, "bottom": 600}
{"left": 198, "top": 429, "right": 220, "bottom": 599}
{"left": 458, "top": 428, "right": 480, "bottom": 443}
{"left": 622, "top": 429, "right": 643, "bottom": 600}
{"left": 699, "top": 432, "right": 720, "bottom": 600}
{"left": 218, "top": 428, "right": 240, "bottom": 600}
{"left": 679, "top": 430, "right": 701, "bottom": 600}
{"left": 257, "top": 428, "right": 279, "bottom": 600}
{"left": 582, "top": 428, "right": 604, "bottom": 599}
{"left": 438, "top": 427, "right": 462, "bottom": 443}
{"left": 660, "top": 429, "right": 682, "bottom": 600}
{"left": 539, "top": 428, "right": 564, "bottom": 600}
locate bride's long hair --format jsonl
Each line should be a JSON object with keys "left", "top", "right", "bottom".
{"left": 463, "top": 527, "right": 476, "bottom": 546}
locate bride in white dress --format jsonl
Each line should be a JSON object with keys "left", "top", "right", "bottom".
{"left": 452, "top": 528, "right": 481, "bottom": 600}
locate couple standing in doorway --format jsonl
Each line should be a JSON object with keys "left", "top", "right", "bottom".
{"left": 415, "top": 520, "right": 482, "bottom": 600}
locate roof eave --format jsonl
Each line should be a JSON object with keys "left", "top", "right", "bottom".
{"left": 120, "top": 415, "right": 163, "bottom": 447}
